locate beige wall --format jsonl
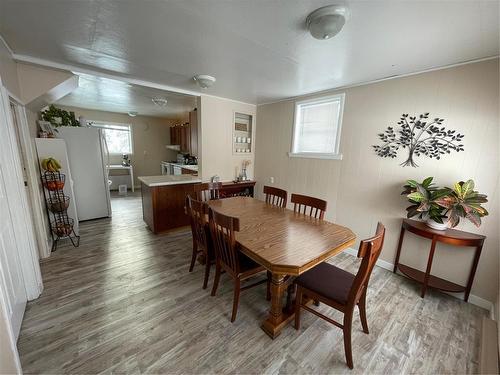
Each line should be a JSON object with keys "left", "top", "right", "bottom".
{"left": 57, "top": 106, "right": 179, "bottom": 186}
{"left": 199, "top": 95, "right": 257, "bottom": 182}
{"left": 255, "top": 59, "right": 499, "bottom": 304}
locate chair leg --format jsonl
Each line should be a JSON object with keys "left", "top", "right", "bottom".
{"left": 343, "top": 310, "right": 354, "bottom": 369}
{"left": 294, "top": 287, "right": 303, "bottom": 330}
{"left": 358, "top": 289, "right": 369, "bottom": 334}
{"left": 231, "top": 279, "right": 241, "bottom": 322}
{"left": 211, "top": 262, "right": 221, "bottom": 296}
{"left": 266, "top": 271, "right": 271, "bottom": 301}
{"left": 189, "top": 241, "right": 198, "bottom": 272}
{"left": 202, "top": 256, "right": 211, "bottom": 290}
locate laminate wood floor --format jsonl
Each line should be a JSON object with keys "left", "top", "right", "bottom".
{"left": 18, "top": 192, "right": 486, "bottom": 374}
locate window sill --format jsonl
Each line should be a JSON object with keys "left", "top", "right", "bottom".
{"left": 288, "top": 152, "right": 343, "bottom": 160}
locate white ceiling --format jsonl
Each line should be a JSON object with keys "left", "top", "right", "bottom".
{"left": 55, "top": 73, "right": 197, "bottom": 118}
{"left": 0, "top": 0, "right": 498, "bottom": 104}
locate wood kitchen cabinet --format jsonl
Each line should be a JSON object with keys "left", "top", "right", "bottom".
{"left": 189, "top": 109, "right": 198, "bottom": 157}
{"left": 169, "top": 108, "right": 198, "bottom": 156}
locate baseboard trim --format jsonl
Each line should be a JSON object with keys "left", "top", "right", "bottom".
{"left": 342, "top": 248, "right": 494, "bottom": 315}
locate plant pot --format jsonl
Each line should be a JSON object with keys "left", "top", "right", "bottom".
{"left": 426, "top": 218, "right": 448, "bottom": 231}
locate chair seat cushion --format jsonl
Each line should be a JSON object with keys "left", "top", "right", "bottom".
{"left": 296, "top": 262, "right": 355, "bottom": 305}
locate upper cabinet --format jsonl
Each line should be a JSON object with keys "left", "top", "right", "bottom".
{"left": 169, "top": 108, "right": 198, "bottom": 156}
{"left": 233, "top": 112, "right": 253, "bottom": 155}
{"left": 189, "top": 109, "right": 198, "bottom": 157}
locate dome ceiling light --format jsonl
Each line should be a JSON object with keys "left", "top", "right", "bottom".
{"left": 128, "top": 111, "right": 138, "bottom": 117}
{"left": 151, "top": 97, "right": 168, "bottom": 106}
{"left": 306, "top": 5, "right": 350, "bottom": 40}
{"left": 193, "top": 74, "right": 216, "bottom": 89}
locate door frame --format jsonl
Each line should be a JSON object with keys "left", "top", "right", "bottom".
{"left": 0, "top": 81, "right": 43, "bottom": 301}
{"left": 9, "top": 98, "right": 51, "bottom": 259}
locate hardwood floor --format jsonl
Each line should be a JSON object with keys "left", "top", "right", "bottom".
{"left": 18, "top": 192, "right": 486, "bottom": 374}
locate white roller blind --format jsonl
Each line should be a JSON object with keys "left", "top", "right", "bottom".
{"left": 292, "top": 94, "right": 344, "bottom": 156}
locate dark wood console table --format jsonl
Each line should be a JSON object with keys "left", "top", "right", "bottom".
{"left": 393, "top": 219, "right": 485, "bottom": 302}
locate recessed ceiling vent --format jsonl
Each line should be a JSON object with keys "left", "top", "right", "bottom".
{"left": 306, "top": 5, "right": 350, "bottom": 40}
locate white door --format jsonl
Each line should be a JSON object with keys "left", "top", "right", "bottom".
{"left": 0, "top": 97, "right": 27, "bottom": 340}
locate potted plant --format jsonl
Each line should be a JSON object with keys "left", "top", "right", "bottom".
{"left": 402, "top": 177, "right": 450, "bottom": 230}
{"left": 434, "top": 180, "right": 489, "bottom": 228}
{"left": 402, "top": 177, "right": 488, "bottom": 230}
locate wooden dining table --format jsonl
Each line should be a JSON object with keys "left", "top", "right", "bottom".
{"left": 207, "top": 196, "right": 356, "bottom": 338}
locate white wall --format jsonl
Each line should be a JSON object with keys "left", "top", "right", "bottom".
{"left": 199, "top": 95, "right": 256, "bottom": 181}
{"left": 255, "top": 59, "right": 499, "bottom": 305}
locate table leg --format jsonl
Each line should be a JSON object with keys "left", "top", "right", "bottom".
{"left": 393, "top": 226, "right": 406, "bottom": 273}
{"left": 261, "top": 273, "right": 293, "bottom": 339}
{"left": 464, "top": 244, "right": 483, "bottom": 302}
{"left": 421, "top": 237, "right": 437, "bottom": 298}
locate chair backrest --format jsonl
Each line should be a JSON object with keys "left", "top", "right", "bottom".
{"left": 208, "top": 207, "right": 240, "bottom": 275}
{"left": 186, "top": 195, "right": 209, "bottom": 250}
{"left": 291, "top": 193, "right": 327, "bottom": 219}
{"left": 347, "top": 222, "right": 386, "bottom": 306}
{"left": 194, "top": 182, "right": 223, "bottom": 201}
{"left": 263, "top": 186, "right": 287, "bottom": 208}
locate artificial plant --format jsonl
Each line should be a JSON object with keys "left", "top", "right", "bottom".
{"left": 41, "top": 105, "right": 80, "bottom": 127}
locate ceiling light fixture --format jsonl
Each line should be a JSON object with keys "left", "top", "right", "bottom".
{"left": 193, "top": 74, "right": 216, "bottom": 89}
{"left": 128, "top": 111, "right": 138, "bottom": 117}
{"left": 306, "top": 5, "right": 350, "bottom": 40}
{"left": 152, "top": 97, "right": 168, "bottom": 106}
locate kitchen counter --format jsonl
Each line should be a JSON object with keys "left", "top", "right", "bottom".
{"left": 138, "top": 175, "right": 201, "bottom": 187}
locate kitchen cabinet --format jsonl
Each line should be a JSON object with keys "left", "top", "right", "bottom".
{"left": 169, "top": 108, "right": 198, "bottom": 156}
{"left": 189, "top": 109, "right": 198, "bottom": 157}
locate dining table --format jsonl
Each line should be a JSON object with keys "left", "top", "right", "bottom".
{"left": 207, "top": 196, "right": 356, "bottom": 338}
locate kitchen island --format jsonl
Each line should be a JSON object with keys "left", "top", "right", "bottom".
{"left": 139, "top": 175, "right": 201, "bottom": 233}
{"left": 139, "top": 175, "right": 256, "bottom": 234}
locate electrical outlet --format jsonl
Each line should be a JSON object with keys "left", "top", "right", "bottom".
{"left": 270, "top": 177, "right": 274, "bottom": 184}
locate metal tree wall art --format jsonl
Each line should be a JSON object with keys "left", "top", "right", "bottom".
{"left": 373, "top": 113, "right": 465, "bottom": 167}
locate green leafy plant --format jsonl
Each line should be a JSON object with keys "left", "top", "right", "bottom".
{"left": 41, "top": 105, "right": 80, "bottom": 128}
{"left": 402, "top": 177, "right": 450, "bottom": 223}
{"left": 434, "top": 180, "right": 489, "bottom": 227}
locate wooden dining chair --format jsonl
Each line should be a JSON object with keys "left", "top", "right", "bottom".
{"left": 208, "top": 207, "right": 270, "bottom": 322}
{"left": 263, "top": 185, "right": 287, "bottom": 208}
{"left": 185, "top": 195, "right": 214, "bottom": 289}
{"left": 294, "top": 222, "right": 386, "bottom": 369}
{"left": 291, "top": 193, "right": 327, "bottom": 219}
{"left": 194, "top": 182, "right": 223, "bottom": 201}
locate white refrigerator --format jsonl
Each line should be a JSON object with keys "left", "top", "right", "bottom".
{"left": 57, "top": 127, "right": 112, "bottom": 221}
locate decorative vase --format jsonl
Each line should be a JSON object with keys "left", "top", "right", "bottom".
{"left": 425, "top": 218, "right": 448, "bottom": 231}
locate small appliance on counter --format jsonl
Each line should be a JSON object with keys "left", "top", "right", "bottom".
{"left": 122, "top": 154, "right": 131, "bottom": 167}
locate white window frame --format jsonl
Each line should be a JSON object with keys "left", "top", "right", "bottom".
{"left": 289, "top": 93, "right": 345, "bottom": 160}
{"left": 90, "top": 121, "right": 133, "bottom": 155}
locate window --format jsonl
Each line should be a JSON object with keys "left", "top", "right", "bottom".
{"left": 290, "top": 93, "right": 345, "bottom": 159}
{"left": 91, "top": 122, "right": 133, "bottom": 154}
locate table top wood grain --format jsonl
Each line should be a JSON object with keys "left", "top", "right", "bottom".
{"left": 207, "top": 197, "right": 356, "bottom": 275}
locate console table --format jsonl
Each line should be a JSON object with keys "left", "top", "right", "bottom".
{"left": 393, "top": 219, "right": 485, "bottom": 302}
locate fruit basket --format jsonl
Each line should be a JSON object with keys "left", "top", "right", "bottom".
{"left": 42, "top": 173, "right": 65, "bottom": 191}
{"left": 40, "top": 166, "right": 79, "bottom": 251}
{"left": 47, "top": 195, "right": 70, "bottom": 213}
{"left": 51, "top": 218, "right": 74, "bottom": 237}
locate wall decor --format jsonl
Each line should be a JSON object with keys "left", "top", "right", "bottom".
{"left": 373, "top": 113, "right": 464, "bottom": 167}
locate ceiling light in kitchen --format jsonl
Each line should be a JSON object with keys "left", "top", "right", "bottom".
{"left": 306, "top": 5, "right": 350, "bottom": 40}
{"left": 193, "top": 74, "right": 216, "bottom": 89}
{"left": 128, "top": 111, "right": 138, "bottom": 117}
{"left": 152, "top": 97, "right": 168, "bottom": 106}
